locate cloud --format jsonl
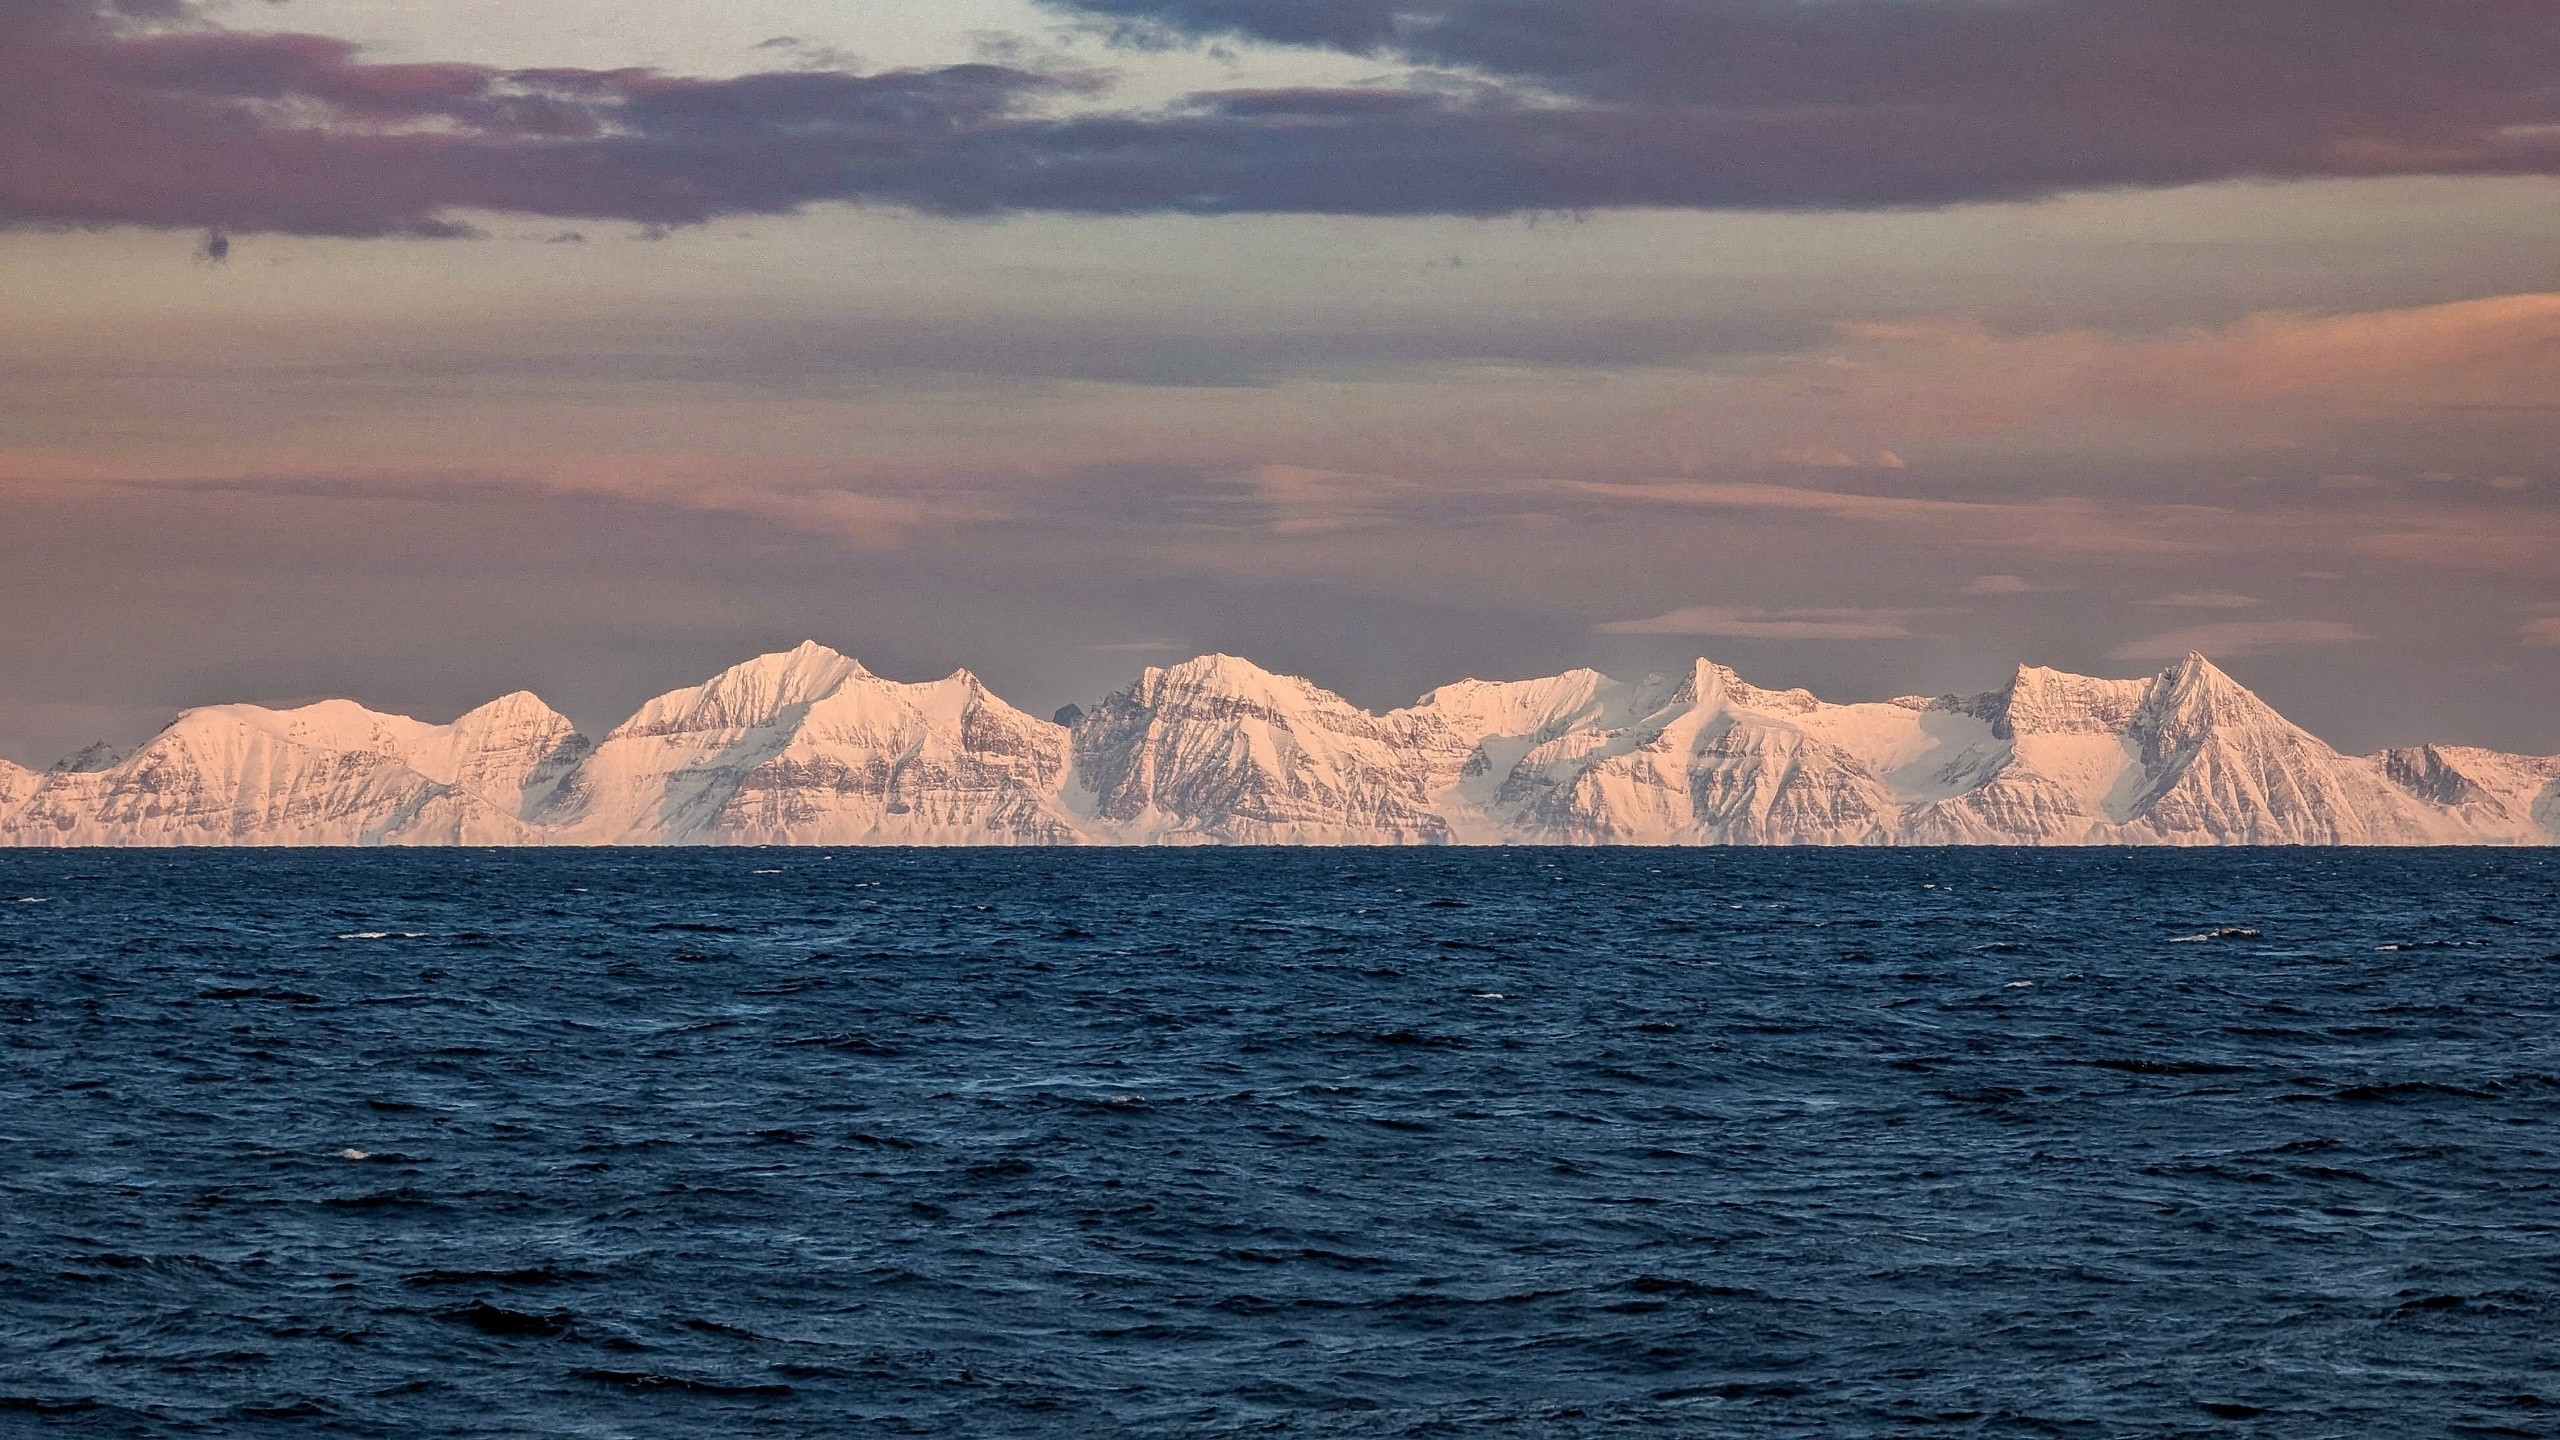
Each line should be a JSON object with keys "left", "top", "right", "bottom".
{"left": 2524, "top": 617, "right": 2560, "bottom": 647}
{"left": 10, "top": 0, "right": 2560, "bottom": 237}
{"left": 2107, "top": 619, "right": 2369, "bottom": 661}
{"left": 1752, "top": 446, "right": 1906, "bottom": 470}
{"left": 1569, "top": 479, "right": 2210, "bottom": 557}
{"left": 2142, "top": 591, "right": 2261, "bottom": 610}
{"left": 1800, "top": 295, "right": 2560, "bottom": 434}
{"left": 1595, "top": 605, "right": 1916, "bottom": 640}
{"left": 1238, "top": 464, "right": 1415, "bottom": 534}
{"left": 1051, "top": 0, "right": 2560, "bottom": 203}
{"left": 1959, "top": 574, "right": 2033, "bottom": 596}
{"left": 0, "top": 0, "right": 1082, "bottom": 237}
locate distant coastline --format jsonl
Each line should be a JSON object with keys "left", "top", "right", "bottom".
{"left": 2, "top": 643, "right": 2553, "bottom": 848}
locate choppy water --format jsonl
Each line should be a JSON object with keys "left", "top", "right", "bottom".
{"left": 1, "top": 850, "right": 2556, "bottom": 1437}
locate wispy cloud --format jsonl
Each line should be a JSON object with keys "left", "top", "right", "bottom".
{"left": 1569, "top": 480, "right": 2208, "bottom": 557}
{"left": 2108, "top": 620, "right": 2369, "bottom": 661}
{"left": 1595, "top": 605, "right": 1917, "bottom": 640}
{"left": 2523, "top": 618, "right": 2560, "bottom": 647}
{"left": 1750, "top": 446, "right": 1906, "bottom": 470}
{"left": 2142, "top": 591, "right": 2261, "bottom": 610}
{"left": 1959, "top": 575, "right": 2035, "bottom": 596}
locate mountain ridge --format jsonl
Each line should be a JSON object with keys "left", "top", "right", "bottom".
{"left": 2, "top": 644, "right": 2551, "bottom": 847}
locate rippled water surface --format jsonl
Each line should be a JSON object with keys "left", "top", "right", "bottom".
{"left": 2, "top": 849, "right": 2556, "bottom": 1437}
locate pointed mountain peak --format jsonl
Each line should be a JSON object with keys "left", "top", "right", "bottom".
{"left": 1668, "top": 657, "right": 1733, "bottom": 706}
{"left": 739, "top": 640, "right": 865, "bottom": 677}
{"left": 711, "top": 641, "right": 866, "bottom": 689}
{"left": 2138, "top": 651, "right": 2296, "bottom": 743}
{"left": 911, "top": 666, "right": 1025, "bottom": 711}
{"left": 1164, "top": 652, "right": 1282, "bottom": 685}
{"left": 2163, "top": 650, "right": 2235, "bottom": 684}
{"left": 1995, "top": 663, "right": 2153, "bottom": 737}
{"left": 1668, "top": 658, "right": 1820, "bottom": 715}
{"left": 454, "top": 690, "right": 574, "bottom": 729}
{"left": 613, "top": 643, "right": 868, "bottom": 739}
{"left": 2151, "top": 650, "right": 2258, "bottom": 704}
{"left": 1103, "top": 654, "right": 1382, "bottom": 733}
{"left": 1149, "top": 653, "right": 1341, "bottom": 708}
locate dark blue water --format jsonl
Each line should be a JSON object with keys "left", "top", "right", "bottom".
{"left": 2, "top": 851, "right": 2556, "bottom": 1437}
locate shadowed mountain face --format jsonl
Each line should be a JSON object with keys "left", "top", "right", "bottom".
{"left": 1, "top": 644, "right": 2551, "bottom": 847}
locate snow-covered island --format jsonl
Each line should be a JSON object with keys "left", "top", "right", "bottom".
{"left": 1, "top": 643, "right": 2551, "bottom": 846}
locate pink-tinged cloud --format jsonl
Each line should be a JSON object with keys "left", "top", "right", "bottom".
{"left": 1676, "top": 294, "right": 2560, "bottom": 478}
{"left": 2142, "top": 592, "right": 2262, "bottom": 610}
{"left": 2108, "top": 620, "right": 2370, "bottom": 661}
{"left": 10, "top": 0, "right": 2560, "bottom": 236}
{"left": 1959, "top": 575, "right": 2035, "bottom": 596}
{"left": 1594, "top": 605, "right": 1918, "bottom": 640}
{"left": 1569, "top": 480, "right": 2211, "bottom": 557}
{"left": 1752, "top": 446, "right": 1906, "bottom": 470}
{"left": 2524, "top": 617, "right": 2560, "bottom": 647}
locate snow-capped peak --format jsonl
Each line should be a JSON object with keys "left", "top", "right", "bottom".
{"left": 610, "top": 641, "right": 868, "bottom": 740}
{"left": 2137, "top": 651, "right": 2291, "bottom": 746}
{"left": 2, "top": 645, "right": 2550, "bottom": 848}
{"left": 1670, "top": 657, "right": 1823, "bottom": 717}
{"left": 1999, "top": 663, "right": 2152, "bottom": 737}
{"left": 1137, "top": 653, "right": 1339, "bottom": 714}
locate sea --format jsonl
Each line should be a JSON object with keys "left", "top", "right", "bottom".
{"left": 0, "top": 849, "right": 2554, "bottom": 1437}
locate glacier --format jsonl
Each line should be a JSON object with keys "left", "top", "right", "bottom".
{"left": 0, "top": 642, "right": 2550, "bottom": 847}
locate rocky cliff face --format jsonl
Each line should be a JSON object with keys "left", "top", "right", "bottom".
{"left": 1900, "top": 656, "right": 2488, "bottom": 845}
{"left": 2379, "top": 745, "right": 2560, "bottom": 839}
{"left": 1068, "top": 655, "right": 1450, "bottom": 844}
{"left": 1485, "top": 661, "right": 1911, "bottom": 845}
{"left": 1, "top": 644, "right": 2550, "bottom": 846}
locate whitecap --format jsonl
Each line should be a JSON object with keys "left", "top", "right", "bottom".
{"left": 336, "top": 1148, "right": 371, "bottom": 1161}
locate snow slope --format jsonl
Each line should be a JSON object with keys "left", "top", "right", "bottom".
{"left": 0, "top": 692, "right": 580, "bottom": 847}
{"left": 2, "top": 645, "right": 2548, "bottom": 847}
{"left": 536, "top": 642, "right": 1076, "bottom": 844}
{"left": 1069, "top": 655, "right": 1450, "bottom": 844}
{"left": 0, "top": 759, "right": 36, "bottom": 819}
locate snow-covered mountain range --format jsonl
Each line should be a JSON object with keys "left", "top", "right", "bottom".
{"left": 2, "top": 643, "right": 2551, "bottom": 846}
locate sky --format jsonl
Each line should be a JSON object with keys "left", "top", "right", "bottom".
{"left": 4, "top": 0, "right": 2558, "bottom": 763}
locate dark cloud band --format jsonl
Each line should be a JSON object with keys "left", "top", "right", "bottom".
{"left": 4, "top": 0, "right": 2556, "bottom": 236}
